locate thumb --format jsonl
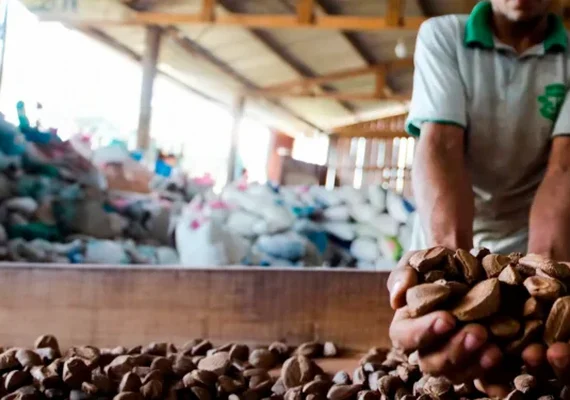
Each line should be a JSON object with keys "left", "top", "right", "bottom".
{"left": 387, "top": 266, "right": 418, "bottom": 309}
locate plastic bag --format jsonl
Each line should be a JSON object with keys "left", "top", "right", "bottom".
{"left": 387, "top": 191, "right": 415, "bottom": 223}
{"left": 323, "top": 205, "right": 350, "bottom": 221}
{"left": 350, "top": 204, "right": 378, "bottom": 224}
{"left": 226, "top": 211, "right": 263, "bottom": 238}
{"left": 255, "top": 232, "right": 307, "bottom": 261}
{"left": 321, "top": 222, "right": 356, "bottom": 242}
{"left": 368, "top": 185, "right": 387, "bottom": 211}
{"left": 175, "top": 207, "right": 249, "bottom": 267}
{"left": 350, "top": 237, "right": 379, "bottom": 262}
{"left": 338, "top": 186, "right": 366, "bottom": 205}
{"left": 85, "top": 240, "right": 130, "bottom": 264}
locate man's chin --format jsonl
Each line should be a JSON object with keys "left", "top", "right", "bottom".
{"left": 506, "top": 9, "right": 544, "bottom": 22}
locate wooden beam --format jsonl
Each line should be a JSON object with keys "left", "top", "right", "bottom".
{"left": 252, "top": 92, "right": 386, "bottom": 101}
{"left": 200, "top": 0, "right": 217, "bottom": 22}
{"left": 217, "top": 0, "right": 357, "bottom": 117}
{"left": 387, "top": 0, "right": 405, "bottom": 27}
{"left": 333, "top": 130, "right": 407, "bottom": 139}
{"left": 332, "top": 112, "right": 409, "bottom": 138}
{"left": 375, "top": 66, "right": 387, "bottom": 98}
{"left": 316, "top": 15, "right": 424, "bottom": 31}
{"left": 314, "top": 0, "right": 405, "bottom": 97}
{"left": 227, "top": 96, "right": 246, "bottom": 184}
{"left": 82, "top": 28, "right": 226, "bottom": 109}
{"left": 164, "top": 29, "right": 324, "bottom": 133}
{"left": 297, "top": 0, "right": 314, "bottom": 24}
{"left": 34, "top": 12, "right": 427, "bottom": 31}
{"left": 137, "top": 25, "right": 162, "bottom": 151}
{"left": 256, "top": 60, "right": 413, "bottom": 93}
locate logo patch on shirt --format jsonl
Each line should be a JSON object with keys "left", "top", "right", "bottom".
{"left": 538, "top": 83, "right": 566, "bottom": 121}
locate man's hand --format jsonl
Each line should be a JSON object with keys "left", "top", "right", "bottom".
{"left": 387, "top": 252, "right": 503, "bottom": 387}
{"left": 388, "top": 252, "right": 570, "bottom": 394}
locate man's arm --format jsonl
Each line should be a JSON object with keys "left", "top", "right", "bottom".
{"left": 413, "top": 122, "right": 474, "bottom": 250}
{"left": 528, "top": 137, "right": 570, "bottom": 260}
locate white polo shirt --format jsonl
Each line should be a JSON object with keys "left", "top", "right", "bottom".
{"left": 406, "top": 1, "right": 570, "bottom": 253}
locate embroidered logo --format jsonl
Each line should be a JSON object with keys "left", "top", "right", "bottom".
{"left": 538, "top": 83, "right": 566, "bottom": 121}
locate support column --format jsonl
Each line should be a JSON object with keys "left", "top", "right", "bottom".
{"left": 227, "top": 96, "right": 246, "bottom": 183}
{"left": 137, "top": 25, "right": 162, "bottom": 151}
{"left": 0, "top": 1, "right": 9, "bottom": 99}
{"left": 326, "top": 135, "right": 338, "bottom": 189}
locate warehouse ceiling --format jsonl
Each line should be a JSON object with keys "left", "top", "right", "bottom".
{"left": 20, "top": 0, "right": 530, "bottom": 135}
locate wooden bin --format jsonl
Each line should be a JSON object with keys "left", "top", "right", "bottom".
{"left": 0, "top": 265, "right": 393, "bottom": 353}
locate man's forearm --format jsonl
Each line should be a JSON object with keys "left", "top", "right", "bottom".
{"left": 529, "top": 166, "right": 570, "bottom": 260}
{"left": 412, "top": 123, "right": 474, "bottom": 250}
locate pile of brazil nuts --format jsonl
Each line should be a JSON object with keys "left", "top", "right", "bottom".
{"left": 0, "top": 334, "right": 507, "bottom": 400}
{"left": 401, "top": 247, "right": 570, "bottom": 398}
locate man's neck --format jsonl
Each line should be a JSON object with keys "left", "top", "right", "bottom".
{"left": 491, "top": 12, "right": 550, "bottom": 53}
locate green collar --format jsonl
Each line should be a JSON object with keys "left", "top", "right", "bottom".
{"left": 464, "top": 1, "right": 568, "bottom": 52}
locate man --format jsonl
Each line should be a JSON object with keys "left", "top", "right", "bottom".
{"left": 388, "top": 0, "right": 570, "bottom": 395}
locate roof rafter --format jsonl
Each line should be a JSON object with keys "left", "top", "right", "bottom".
{"left": 314, "top": 0, "right": 405, "bottom": 93}
{"left": 165, "top": 27, "right": 324, "bottom": 133}
{"left": 332, "top": 112, "right": 408, "bottom": 138}
{"left": 218, "top": 0, "right": 358, "bottom": 116}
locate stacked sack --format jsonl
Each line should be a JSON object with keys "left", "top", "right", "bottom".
{"left": 0, "top": 108, "right": 190, "bottom": 265}
{"left": 175, "top": 182, "right": 415, "bottom": 268}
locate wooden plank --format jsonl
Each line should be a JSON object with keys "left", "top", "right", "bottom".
{"left": 0, "top": 266, "right": 393, "bottom": 351}
{"left": 297, "top": 0, "right": 314, "bottom": 24}
{"left": 137, "top": 25, "right": 162, "bottom": 151}
{"left": 200, "top": 0, "right": 217, "bottom": 22}
{"left": 387, "top": 0, "right": 405, "bottom": 27}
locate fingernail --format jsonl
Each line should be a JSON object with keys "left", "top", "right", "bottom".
{"left": 432, "top": 318, "right": 455, "bottom": 335}
{"left": 464, "top": 333, "right": 484, "bottom": 352}
{"left": 552, "top": 357, "right": 569, "bottom": 370}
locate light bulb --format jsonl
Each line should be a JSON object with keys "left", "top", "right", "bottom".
{"left": 395, "top": 39, "right": 408, "bottom": 59}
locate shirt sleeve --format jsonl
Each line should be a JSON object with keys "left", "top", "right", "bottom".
{"left": 406, "top": 18, "right": 468, "bottom": 137}
{"left": 552, "top": 90, "right": 570, "bottom": 137}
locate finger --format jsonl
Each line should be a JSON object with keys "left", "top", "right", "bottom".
{"left": 522, "top": 343, "right": 546, "bottom": 371}
{"left": 547, "top": 342, "right": 570, "bottom": 381}
{"left": 387, "top": 266, "right": 418, "bottom": 309}
{"left": 479, "top": 344, "right": 503, "bottom": 371}
{"left": 474, "top": 379, "right": 511, "bottom": 398}
{"left": 443, "top": 345, "right": 501, "bottom": 384}
{"left": 389, "top": 308, "right": 456, "bottom": 351}
{"left": 419, "top": 324, "right": 488, "bottom": 377}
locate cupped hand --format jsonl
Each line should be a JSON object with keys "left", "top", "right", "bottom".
{"left": 387, "top": 252, "right": 503, "bottom": 385}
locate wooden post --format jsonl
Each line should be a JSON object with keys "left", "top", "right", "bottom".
{"left": 0, "top": 1, "right": 9, "bottom": 99}
{"left": 326, "top": 135, "right": 338, "bottom": 189}
{"left": 387, "top": 0, "right": 405, "bottom": 27}
{"left": 297, "top": 0, "right": 314, "bottom": 24}
{"left": 201, "top": 0, "right": 217, "bottom": 22}
{"left": 375, "top": 66, "right": 387, "bottom": 99}
{"left": 137, "top": 25, "right": 162, "bottom": 151}
{"left": 227, "top": 96, "right": 246, "bottom": 184}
